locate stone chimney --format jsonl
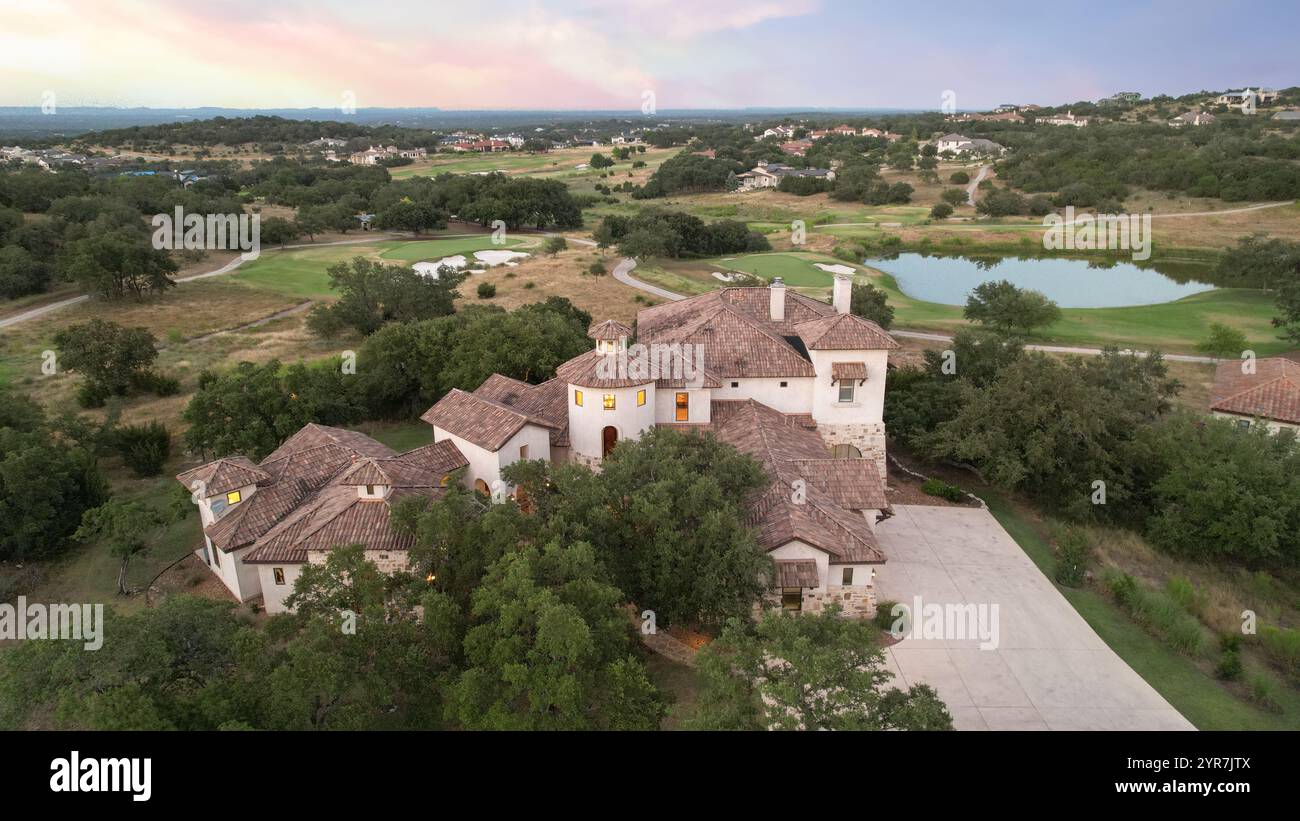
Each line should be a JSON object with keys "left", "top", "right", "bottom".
{"left": 832, "top": 273, "right": 852, "bottom": 315}
{"left": 769, "top": 277, "right": 786, "bottom": 321}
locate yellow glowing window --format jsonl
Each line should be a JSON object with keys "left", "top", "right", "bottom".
{"left": 574, "top": 390, "right": 583, "bottom": 406}
{"left": 675, "top": 392, "right": 689, "bottom": 422}
{"left": 603, "top": 394, "right": 616, "bottom": 410}
{"left": 226, "top": 490, "right": 242, "bottom": 505}
{"left": 637, "top": 389, "right": 646, "bottom": 406}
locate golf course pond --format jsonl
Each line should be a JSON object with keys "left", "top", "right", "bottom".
{"left": 867, "top": 253, "right": 1216, "bottom": 308}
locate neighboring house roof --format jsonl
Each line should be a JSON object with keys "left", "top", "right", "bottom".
{"left": 421, "top": 388, "right": 559, "bottom": 451}
{"left": 177, "top": 456, "right": 270, "bottom": 498}
{"left": 1210, "top": 356, "right": 1300, "bottom": 424}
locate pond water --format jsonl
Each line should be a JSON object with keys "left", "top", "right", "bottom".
{"left": 866, "top": 253, "right": 1216, "bottom": 308}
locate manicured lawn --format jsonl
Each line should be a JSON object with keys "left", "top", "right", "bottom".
{"left": 984, "top": 493, "right": 1300, "bottom": 730}
{"left": 866, "top": 267, "right": 1288, "bottom": 356}
{"left": 709, "top": 251, "right": 846, "bottom": 287}
{"left": 233, "top": 236, "right": 527, "bottom": 298}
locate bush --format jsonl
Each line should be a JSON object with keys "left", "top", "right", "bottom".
{"left": 873, "top": 600, "right": 902, "bottom": 634}
{"left": 115, "top": 422, "right": 171, "bottom": 477}
{"left": 1053, "top": 527, "right": 1092, "bottom": 587}
{"left": 131, "top": 370, "right": 180, "bottom": 397}
{"left": 921, "top": 478, "right": 964, "bottom": 502}
{"left": 588, "top": 260, "right": 606, "bottom": 275}
{"left": 1103, "top": 570, "right": 1204, "bottom": 656}
{"left": 1258, "top": 626, "right": 1300, "bottom": 681}
{"left": 1164, "top": 576, "right": 1204, "bottom": 616}
{"left": 930, "top": 202, "right": 954, "bottom": 219}
{"left": 949, "top": 171, "right": 970, "bottom": 185}
{"left": 1214, "top": 647, "right": 1243, "bottom": 681}
{"left": 476, "top": 282, "right": 496, "bottom": 299}
{"left": 1246, "top": 675, "right": 1281, "bottom": 712}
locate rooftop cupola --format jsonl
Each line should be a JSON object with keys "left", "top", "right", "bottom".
{"left": 589, "top": 319, "right": 632, "bottom": 355}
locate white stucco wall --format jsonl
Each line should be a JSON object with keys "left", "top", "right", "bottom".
{"left": 710, "top": 377, "right": 812, "bottom": 414}
{"left": 567, "top": 381, "right": 656, "bottom": 461}
{"left": 495, "top": 425, "right": 553, "bottom": 485}
{"left": 808, "top": 349, "right": 888, "bottom": 426}
{"left": 1211, "top": 411, "right": 1299, "bottom": 436}
{"left": 652, "top": 386, "right": 712, "bottom": 425}
{"left": 193, "top": 541, "right": 262, "bottom": 602}
{"left": 257, "top": 563, "right": 303, "bottom": 614}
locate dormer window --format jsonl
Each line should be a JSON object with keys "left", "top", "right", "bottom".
{"left": 359, "top": 484, "right": 388, "bottom": 499}
{"left": 596, "top": 339, "right": 619, "bottom": 354}
{"left": 226, "top": 490, "right": 242, "bottom": 506}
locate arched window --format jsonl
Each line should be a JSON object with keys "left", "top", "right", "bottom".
{"left": 831, "top": 443, "right": 862, "bottom": 459}
{"left": 473, "top": 479, "right": 490, "bottom": 496}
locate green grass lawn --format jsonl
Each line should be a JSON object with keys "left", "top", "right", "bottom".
{"left": 233, "top": 236, "right": 527, "bottom": 298}
{"left": 710, "top": 251, "right": 850, "bottom": 287}
{"left": 984, "top": 493, "right": 1300, "bottom": 730}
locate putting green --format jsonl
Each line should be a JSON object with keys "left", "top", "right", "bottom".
{"left": 233, "top": 236, "right": 528, "bottom": 297}
{"left": 710, "top": 252, "right": 844, "bottom": 287}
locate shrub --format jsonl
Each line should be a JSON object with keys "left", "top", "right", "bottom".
{"left": 1246, "top": 675, "right": 1281, "bottom": 712}
{"left": 476, "top": 282, "right": 496, "bottom": 299}
{"left": 949, "top": 171, "right": 970, "bottom": 185}
{"left": 1258, "top": 626, "right": 1300, "bottom": 681}
{"left": 921, "top": 478, "right": 964, "bottom": 502}
{"left": 523, "top": 281, "right": 536, "bottom": 289}
{"left": 1164, "top": 576, "right": 1204, "bottom": 616}
{"left": 1103, "top": 570, "right": 1204, "bottom": 656}
{"left": 115, "top": 421, "right": 171, "bottom": 477}
{"left": 132, "top": 370, "right": 180, "bottom": 397}
{"left": 588, "top": 260, "right": 607, "bottom": 275}
{"left": 1053, "top": 527, "right": 1092, "bottom": 587}
{"left": 873, "top": 600, "right": 902, "bottom": 634}
{"left": 930, "top": 203, "right": 954, "bottom": 220}
{"left": 1214, "top": 647, "right": 1243, "bottom": 681}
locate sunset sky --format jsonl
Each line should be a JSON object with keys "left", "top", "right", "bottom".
{"left": 2, "top": 0, "right": 1295, "bottom": 111}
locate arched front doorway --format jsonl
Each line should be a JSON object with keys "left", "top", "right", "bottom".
{"left": 602, "top": 426, "right": 618, "bottom": 458}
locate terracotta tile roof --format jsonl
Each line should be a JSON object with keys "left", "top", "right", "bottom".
{"left": 831, "top": 361, "right": 868, "bottom": 381}
{"left": 775, "top": 559, "right": 820, "bottom": 588}
{"left": 555, "top": 349, "right": 657, "bottom": 388}
{"left": 647, "top": 303, "right": 818, "bottom": 378}
{"left": 205, "top": 478, "right": 312, "bottom": 551}
{"left": 588, "top": 319, "right": 632, "bottom": 341}
{"left": 780, "top": 458, "right": 889, "bottom": 511}
{"left": 471, "top": 375, "right": 571, "bottom": 447}
{"left": 1210, "top": 356, "right": 1300, "bottom": 424}
{"left": 336, "top": 441, "right": 468, "bottom": 488}
{"left": 746, "top": 481, "right": 885, "bottom": 564}
{"left": 262, "top": 423, "right": 396, "bottom": 465}
{"left": 421, "top": 388, "right": 558, "bottom": 451}
{"left": 638, "top": 286, "right": 834, "bottom": 336}
{"left": 795, "top": 313, "right": 899, "bottom": 351}
{"left": 176, "top": 457, "right": 270, "bottom": 498}
{"left": 243, "top": 485, "right": 431, "bottom": 564}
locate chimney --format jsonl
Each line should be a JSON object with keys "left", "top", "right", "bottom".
{"left": 769, "top": 277, "right": 786, "bottom": 321}
{"left": 832, "top": 273, "right": 852, "bottom": 315}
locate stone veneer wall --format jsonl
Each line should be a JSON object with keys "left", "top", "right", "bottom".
{"left": 759, "top": 586, "right": 877, "bottom": 619}
{"left": 308, "top": 549, "right": 409, "bottom": 575}
{"left": 817, "top": 422, "right": 887, "bottom": 481}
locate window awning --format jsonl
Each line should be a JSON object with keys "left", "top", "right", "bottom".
{"left": 775, "top": 559, "right": 820, "bottom": 589}
{"left": 831, "top": 362, "right": 867, "bottom": 382}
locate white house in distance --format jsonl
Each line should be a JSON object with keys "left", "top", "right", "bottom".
{"left": 1209, "top": 353, "right": 1300, "bottom": 435}
{"left": 736, "top": 161, "right": 836, "bottom": 190}
{"left": 1039, "top": 110, "right": 1090, "bottom": 126}
{"left": 179, "top": 277, "right": 899, "bottom": 618}
{"left": 1170, "top": 110, "right": 1216, "bottom": 127}
{"left": 934, "top": 133, "right": 1006, "bottom": 156}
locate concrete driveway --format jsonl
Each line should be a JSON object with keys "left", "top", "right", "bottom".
{"left": 874, "top": 504, "right": 1194, "bottom": 731}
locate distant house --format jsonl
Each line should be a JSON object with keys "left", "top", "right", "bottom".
{"left": 1209, "top": 354, "right": 1300, "bottom": 434}
{"left": 450, "top": 139, "right": 510, "bottom": 153}
{"left": 1101, "top": 91, "right": 1142, "bottom": 104}
{"left": 762, "top": 125, "right": 797, "bottom": 140}
{"left": 349, "top": 145, "right": 427, "bottom": 165}
{"left": 779, "top": 139, "right": 813, "bottom": 157}
{"left": 1170, "top": 110, "right": 1216, "bottom": 127}
{"left": 934, "top": 133, "right": 1006, "bottom": 156}
{"left": 950, "top": 110, "right": 1024, "bottom": 123}
{"left": 859, "top": 128, "right": 902, "bottom": 141}
{"left": 1215, "top": 88, "right": 1278, "bottom": 108}
{"left": 736, "top": 161, "right": 835, "bottom": 191}
{"left": 1039, "top": 110, "right": 1090, "bottom": 127}
{"left": 304, "top": 137, "right": 348, "bottom": 150}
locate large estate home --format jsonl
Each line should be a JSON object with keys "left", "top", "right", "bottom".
{"left": 180, "top": 275, "right": 899, "bottom": 617}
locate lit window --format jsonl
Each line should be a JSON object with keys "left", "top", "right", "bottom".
{"left": 273, "top": 567, "right": 285, "bottom": 585}
{"left": 838, "top": 382, "right": 855, "bottom": 403}
{"left": 226, "top": 490, "right": 241, "bottom": 505}
{"left": 637, "top": 389, "right": 646, "bottom": 406}
{"left": 603, "top": 394, "right": 616, "bottom": 410}
{"left": 842, "top": 567, "right": 854, "bottom": 586}
{"left": 675, "top": 392, "right": 689, "bottom": 422}
{"left": 440, "top": 474, "right": 451, "bottom": 487}
{"left": 519, "top": 444, "right": 529, "bottom": 460}
{"left": 574, "top": 390, "right": 583, "bottom": 406}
